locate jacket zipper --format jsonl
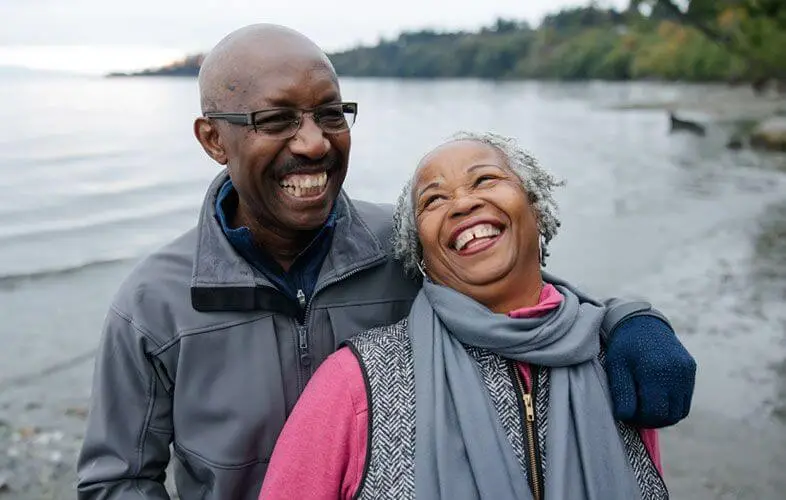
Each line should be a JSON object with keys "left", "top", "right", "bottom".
{"left": 294, "top": 257, "right": 386, "bottom": 390}
{"left": 512, "top": 363, "right": 543, "bottom": 500}
{"left": 296, "top": 290, "right": 309, "bottom": 368}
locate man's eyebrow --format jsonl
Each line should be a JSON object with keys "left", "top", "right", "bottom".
{"left": 317, "top": 92, "right": 340, "bottom": 105}
{"left": 254, "top": 93, "right": 341, "bottom": 109}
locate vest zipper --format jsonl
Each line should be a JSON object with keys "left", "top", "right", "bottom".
{"left": 294, "top": 256, "right": 387, "bottom": 391}
{"left": 512, "top": 363, "right": 543, "bottom": 500}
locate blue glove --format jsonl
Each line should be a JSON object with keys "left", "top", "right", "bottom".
{"left": 605, "top": 314, "right": 697, "bottom": 428}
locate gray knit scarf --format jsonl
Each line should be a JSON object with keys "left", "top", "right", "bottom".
{"left": 410, "top": 274, "right": 642, "bottom": 500}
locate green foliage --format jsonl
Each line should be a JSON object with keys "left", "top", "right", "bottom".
{"left": 330, "top": 25, "right": 534, "bottom": 79}
{"left": 629, "top": 24, "right": 743, "bottom": 80}
{"left": 518, "top": 28, "right": 633, "bottom": 80}
{"left": 328, "top": 2, "right": 786, "bottom": 82}
{"left": 632, "top": 0, "right": 786, "bottom": 79}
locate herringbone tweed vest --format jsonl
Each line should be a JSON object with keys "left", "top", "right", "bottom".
{"left": 345, "top": 318, "right": 669, "bottom": 500}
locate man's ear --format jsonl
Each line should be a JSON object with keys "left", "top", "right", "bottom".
{"left": 194, "top": 117, "right": 228, "bottom": 165}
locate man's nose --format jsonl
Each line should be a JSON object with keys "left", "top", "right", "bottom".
{"left": 288, "top": 114, "right": 330, "bottom": 160}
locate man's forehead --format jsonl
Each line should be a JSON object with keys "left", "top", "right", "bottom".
{"left": 257, "top": 63, "right": 339, "bottom": 101}
{"left": 220, "top": 61, "right": 340, "bottom": 111}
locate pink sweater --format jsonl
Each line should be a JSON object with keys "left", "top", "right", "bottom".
{"left": 259, "top": 285, "right": 661, "bottom": 499}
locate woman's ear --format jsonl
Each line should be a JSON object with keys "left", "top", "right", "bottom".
{"left": 194, "top": 117, "right": 228, "bottom": 165}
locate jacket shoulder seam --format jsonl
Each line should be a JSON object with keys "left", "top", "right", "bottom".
{"left": 109, "top": 304, "right": 164, "bottom": 349}
{"left": 149, "top": 312, "right": 277, "bottom": 355}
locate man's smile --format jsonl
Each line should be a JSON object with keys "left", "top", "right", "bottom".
{"left": 278, "top": 171, "right": 329, "bottom": 198}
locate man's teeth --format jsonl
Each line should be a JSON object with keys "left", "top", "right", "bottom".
{"left": 454, "top": 223, "right": 501, "bottom": 251}
{"left": 279, "top": 172, "right": 328, "bottom": 197}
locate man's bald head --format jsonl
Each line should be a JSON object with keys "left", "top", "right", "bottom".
{"left": 198, "top": 24, "right": 338, "bottom": 113}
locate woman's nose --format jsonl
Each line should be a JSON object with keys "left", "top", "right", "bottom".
{"left": 448, "top": 195, "right": 484, "bottom": 219}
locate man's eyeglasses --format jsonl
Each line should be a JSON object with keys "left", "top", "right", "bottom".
{"left": 204, "top": 102, "right": 357, "bottom": 139}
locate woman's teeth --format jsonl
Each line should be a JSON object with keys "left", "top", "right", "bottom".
{"left": 279, "top": 172, "right": 328, "bottom": 198}
{"left": 453, "top": 223, "right": 501, "bottom": 251}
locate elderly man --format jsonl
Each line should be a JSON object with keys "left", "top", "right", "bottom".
{"left": 76, "top": 24, "right": 696, "bottom": 499}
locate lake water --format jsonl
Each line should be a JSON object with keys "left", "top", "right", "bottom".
{"left": 1, "top": 74, "right": 785, "bottom": 498}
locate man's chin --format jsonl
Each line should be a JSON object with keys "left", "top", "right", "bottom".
{"left": 278, "top": 200, "right": 335, "bottom": 231}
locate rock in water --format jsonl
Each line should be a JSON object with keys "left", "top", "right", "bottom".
{"left": 750, "top": 117, "right": 786, "bottom": 152}
{"left": 669, "top": 112, "right": 706, "bottom": 136}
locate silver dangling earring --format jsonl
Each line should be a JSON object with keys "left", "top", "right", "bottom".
{"left": 416, "top": 259, "right": 427, "bottom": 277}
{"left": 539, "top": 237, "right": 549, "bottom": 266}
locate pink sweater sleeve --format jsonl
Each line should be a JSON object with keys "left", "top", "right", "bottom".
{"left": 258, "top": 347, "right": 367, "bottom": 500}
{"left": 638, "top": 429, "right": 662, "bottom": 474}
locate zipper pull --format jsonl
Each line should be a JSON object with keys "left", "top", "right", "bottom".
{"left": 523, "top": 393, "right": 535, "bottom": 422}
{"left": 296, "top": 289, "right": 306, "bottom": 308}
{"left": 297, "top": 325, "right": 311, "bottom": 366}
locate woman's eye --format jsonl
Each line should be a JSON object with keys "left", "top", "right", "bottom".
{"left": 474, "top": 175, "right": 496, "bottom": 186}
{"left": 422, "top": 195, "right": 443, "bottom": 209}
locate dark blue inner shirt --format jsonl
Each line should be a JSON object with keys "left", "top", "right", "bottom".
{"left": 214, "top": 179, "right": 336, "bottom": 309}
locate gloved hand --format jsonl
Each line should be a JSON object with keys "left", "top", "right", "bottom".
{"left": 605, "top": 315, "right": 697, "bottom": 428}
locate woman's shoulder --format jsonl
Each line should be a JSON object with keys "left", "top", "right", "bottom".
{"left": 346, "top": 317, "right": 409, "bottom": 348}
{"left": 343, "top": 318, "right": 412, "bottom": 371}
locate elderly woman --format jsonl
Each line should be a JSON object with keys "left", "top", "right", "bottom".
{"left": 259, "top": 132, "right": 674, "bottom": 499}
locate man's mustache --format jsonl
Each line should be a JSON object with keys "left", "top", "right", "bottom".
{"left": 276, "top": 151, "right": 341, "bottom": 177}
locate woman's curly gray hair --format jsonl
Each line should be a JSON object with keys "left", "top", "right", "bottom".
{"left": 392, "top": 131, "right": 565, "bottom": 275}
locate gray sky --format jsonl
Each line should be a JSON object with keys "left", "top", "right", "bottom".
{"left": 0, "top": 0, "right": 627, "bottom": 73}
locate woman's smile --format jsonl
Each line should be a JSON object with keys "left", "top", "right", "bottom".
{"left": 448, "top": 219, "right": 506, "bottom": 256}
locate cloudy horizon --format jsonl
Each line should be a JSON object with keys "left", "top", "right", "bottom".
{"left": 0, "top": 0, "right": 627, "bottom": 74}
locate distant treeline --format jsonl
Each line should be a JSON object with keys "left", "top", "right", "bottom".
{"left": 110, "top": 1, "right": 786, "bottom": 84}
{"left": 330, "top": 1, "right": 786, "bottom": 82}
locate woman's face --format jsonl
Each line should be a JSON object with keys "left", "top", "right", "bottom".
{"left": 413, "top": 140, "right": 541, "bottom": 309}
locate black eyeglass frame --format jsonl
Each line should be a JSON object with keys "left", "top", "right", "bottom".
{"left": 203, "top": 101, "right": 358, "bottom": 136}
